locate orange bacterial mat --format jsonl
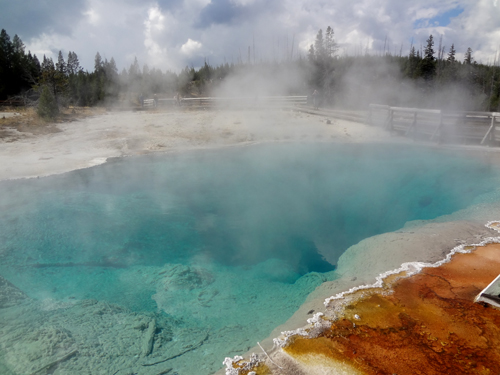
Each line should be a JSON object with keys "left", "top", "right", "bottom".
{"left": 284, "top": 243, "right": 500, "bottom": 374}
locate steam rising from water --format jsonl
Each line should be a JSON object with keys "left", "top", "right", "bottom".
{"left": 204, "top": 57, "right": 481, "bottom": 111}
{"left": 334, "top": 57, "right": 484, "bottom": 110}
{"left": 0, "top": 143, "right": 496, "bottom": 297}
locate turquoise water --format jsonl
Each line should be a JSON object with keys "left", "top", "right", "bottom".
{"left": 0, "top": 143, "right": 499, "bottom": 374}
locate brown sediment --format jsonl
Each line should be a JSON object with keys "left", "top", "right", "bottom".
{"left": 231, "top": 361, "right": 271, "bottom": 375}
{"left": 284, "top": 243, "right": 500, "bottom": 374}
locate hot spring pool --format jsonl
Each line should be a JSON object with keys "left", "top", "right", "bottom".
{"left": 0, "top": 143, "right": 499, "bottom": 374}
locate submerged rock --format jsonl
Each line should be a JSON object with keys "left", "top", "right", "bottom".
{"left": 0, "top": 276, "right": 29, "bottom": 308}
{"left": 157, "top": 264, "right": 215, "bottom": 291}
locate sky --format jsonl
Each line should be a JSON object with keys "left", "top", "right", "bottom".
{"left": 1, "top": 0, "right": 500, "bottom": 73}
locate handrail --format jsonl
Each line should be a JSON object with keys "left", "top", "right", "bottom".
{"left": 369, "top": 104, "right": 500, "bottom": 146}
{"left": 390, "top": 107, "right": 441, "bottom": 115}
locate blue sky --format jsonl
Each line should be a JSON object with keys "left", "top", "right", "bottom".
{"left": 414, "top": 6, "right": 464, "bottom": 28}
{"left": 430, "top": 7, "right": 464, "bottom": 26}
{"left": 1, "top": 0, "right": 498, "bottom": 71}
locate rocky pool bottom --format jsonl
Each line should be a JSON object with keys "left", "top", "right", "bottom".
{"left": 1, "top": 143, "right": 500, "bottom": 375}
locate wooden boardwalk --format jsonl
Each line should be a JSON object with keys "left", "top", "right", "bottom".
{"left": 368, "top": 104, "right": 500, "bottom": 146}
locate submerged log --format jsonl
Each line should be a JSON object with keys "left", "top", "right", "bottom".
{"left": 142, "top": 319, "right": 157, "bottom": 357}
{"left": 30, "top": 349, "right": 78, "bottom": 375}
{"left": 142, "top": 331, "right": 209, "bottom": 367}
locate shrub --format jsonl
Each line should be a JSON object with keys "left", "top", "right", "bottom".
{"left": 37, "top": 86, "right": 59, "bottom": 119}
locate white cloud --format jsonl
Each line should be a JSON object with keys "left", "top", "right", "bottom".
{"left": 231, "top": 0, "right": 258, "bottom": 5}
{"left": 144, "top": 5, "right": 171, "bottom": 67}
{"left": 181, "top": 39, "right": 203, "bottom": 56}
{"left": 12, "top": 0, "right": 500, "bottom": 71}
{"left": 84, "top": 8, "right": 100, "bottom": 25}
{"left": 411, "top": 7, "right": 441, "bottom": 21}
{"left": 146, "top": 5, "right": 165, "bottom": 32}
{"left": 25, "top": 33, "right": 64, "bottom": 60}
{"left": 455, "top": 0, "right": 500, "bottom": 63}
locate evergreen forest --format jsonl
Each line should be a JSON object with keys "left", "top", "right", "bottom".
{"left": 1, "top": 27, "right": 500, "bottom": 116}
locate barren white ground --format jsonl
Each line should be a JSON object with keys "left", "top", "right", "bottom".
{"left": 0, "top": 108, "right": 391, "bottom": 181}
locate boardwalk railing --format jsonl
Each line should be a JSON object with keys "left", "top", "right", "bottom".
{"left": 368, "top": 104, "right": 500, "bottom": 146}
{"left": 293, "top": 105, "right": 366, "bottom": 122}
{"left": 0, "top": 99, "right": 26, "bottom": 107}
{"left": 142, "top": 96, "right": 307, "bottom": 109}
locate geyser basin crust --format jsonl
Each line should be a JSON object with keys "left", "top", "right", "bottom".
{"left": 254, "top": 220, "right": 499, "bottom": 352}
{"left": 227, "top": 226, "right": 500, "bottom": 375}
{"left": 288, "top": 243, "right": 500, "bottom": 374}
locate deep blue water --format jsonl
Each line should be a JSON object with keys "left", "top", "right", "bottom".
{"left": 0, "top": 142, "right": 498, "bottom": 373}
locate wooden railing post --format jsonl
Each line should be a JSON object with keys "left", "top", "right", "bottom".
{"left": 367, "top": 105, "right": 500, "bottom": 148}
{"left": 492, "top": 115, "right": 497, "bottom": 146}
{"left": 387, "top": 109, "right": 394, "bottom": 131}
{"left": 413, "top": 111, "right": 417, "bottom": 140}
{"left": 430, "top": 111, "right": 442, "bottom": 143}
{"left": 481, "top": 115, "right": 495, "bottom": 146}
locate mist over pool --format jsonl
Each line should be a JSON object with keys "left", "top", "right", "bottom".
{"left": 0, "top": 142, "right": 499, "bottom": 374}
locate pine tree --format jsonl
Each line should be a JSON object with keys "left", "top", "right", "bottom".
{"left": 409, "top": 46, "right": 416, "bottom": 59}
{"left": 406, "top": 46, "right": 418, "bottom": 77}
{"left": 11, "top": 35, "right": 30, "bottom": 93}
{"left": 306, "top": 27, "right": 337, "bottom": 104}
{"left": 56, "top": 51, "right": 67, "bottom": 76}
{"left": 447, "top": 44, "right": 456, "bottom": 63}
{"left": 94, "top": 52, "right": 103, "bottom": 73}
{"left": 37, "top": 85, "right": 59, "bottom": 119}
{"left": 67, "top": 51, "right": 81, "bottom": 75}
{"left": 11, "top": 35, "right": 25, "bottom": 58}
{"left": 119, "top": 68, "right": 129, "bottom": 89}
{"left": 314, "top": 29, "right": 326, "bottom": 61}
{"left": 325, "top": 26, "right": 337, "bottom": 58}
{"left": 127, "top": 57, "right": 142, "bottom": 95}
{"left": 128, "top": 57, "right": 140, "bottom": 78}
{"left": 464, "top": 47, "right": 474, "bottom": 64}
{"left": 443, "top": 43, "right": 458, "bottom": 82}
{"left": 308, "top": 45, "right": 315, "bottom": 62}
{"left": 104, "top": 57, "right": 118, "bottom": 83}
{"left": 66, "top": 52, "right": 82, "bottom": 105}
{"left": 22, "top": 51, "right": 41, "bottom": 86}
{"left": 420, "top": 34, "right": 436, "bottom": 81}
{"left": 108, "top": 58, "right": 118, "bottom": 75}
{"left": 0, "top": 29, "right": 14, "bottom": 98}
{"left": 40, "top": 55, "right": 56, "bottom": 95}
{"left": 1, "top": 31, "right": 44, "bottom": 98}
{"left": 39, "top": 55, "right": 67, "bottom": 101}
{"left": 424, "top": 35, "right": 435, "bottom": 60}
{"left": 26, "top": 52, "right": 41, "bottom": 82}
{"left": 0, "top": 29, "right": 13, "bottom": 67}
{"left": 462, "top": 47, "right": 477, "bottom": 90}
{"left": 103, "top": 57, "right": 119, "bottom": 99}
